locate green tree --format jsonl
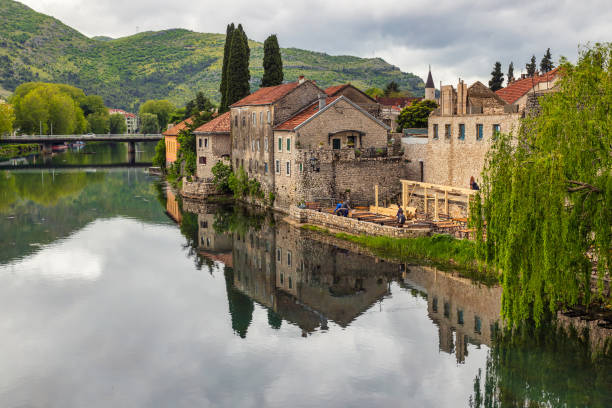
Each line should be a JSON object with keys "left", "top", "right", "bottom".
{"left": 79, "top": 95, "right": 106, "bottom": 116}
{"left": 195, "top": 91, "right": 214, "bottom": 113}
{"left": 396, "top": 99, "right": 438, "bottom": 130}
{"left": 471, "top": 43, "right": 612, "bottom": 326}
{"left": 261, "top": 34, "right": 283, "bottom": 87}
{"left": 0, "top": 103, "right": 15, "bottom": 135}
{"left": 139, "top": 100, "right": 175, "bottom": 130}
{"left": 384, "top": 81, "right": 400, "bottom": 96}
{"left": 211, "top": 161, "right": 232, "bottom": 193}
{"left": 225, "top": 24, "right": 251, "bottom": 107}
{"left": 219, "top": 23, "right": 235, "bottom": 113}
{"left": 507, "top": 62, "right": 515, "bottom": 83}
{"left": 540, "top": 48, "right": 554, "bottom": 73}
{"left": 488, "top": 61, "right": 504, "bottom": 91}
{"left": 139, "top": 113, "right": 159, "bottom": 133}
{"left": 152, "top": 138, "right": 166, "bottom": 169}
{"left": 526, "top": 55, "right": 537, "bottom": 76}
{"left": 109, "top": 113, "right": 127, "bottom": 134}
{"left": 87, "top": 112, "right": 110, "bottom": 134}
{"left": 365, "top": 87, "right": 384, "bottom": 99}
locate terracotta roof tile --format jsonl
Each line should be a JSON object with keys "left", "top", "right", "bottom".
{"left": 231, "top": 81, "right": 301, "bottom": 107}
{"left": 496, "top": 67, "right": 560, "bottom": 104}
{"left": 163, "top": 117, "right": 193, "bottom": 137}
{"left": 274, "top": 97, "right": 340, "bottom": 131}
{"left": 324, "top": 84, "right": 349, "bottom": 96}
{"left": 194, "top": 111, "right": 231, "bottom": 133}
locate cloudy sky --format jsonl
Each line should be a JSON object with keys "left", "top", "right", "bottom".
{"left": 18, "top": 0, "right": 612, "bottom": 86}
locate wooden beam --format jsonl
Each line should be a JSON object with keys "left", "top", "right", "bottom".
{"left": 445, "top": 190, "right": 449, "bottom": 215}
{"left": 375, "top": 184, "right": 379, "bottom": 211}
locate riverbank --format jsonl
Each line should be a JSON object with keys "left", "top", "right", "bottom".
{"left": 0, "top": 143, "right": 40, "bottom": 160}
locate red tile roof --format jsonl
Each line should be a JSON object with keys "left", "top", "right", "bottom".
{"left": 194, "top": 111, "right": 231, "bottom": 133}
{"left": 324, "top": 84, "right": 349, "bottom": 96}
{"left": 108, "top": 108, "right": 136, "bottom": 118}
{"left": 274, "top": 97, "right": 340, "bottom": 131}
{"left": 376, "top": 97, "right": 421, "bottom": 107}
{"left": 231, "top": 81, "right": 302, "bottom": 107}
{"left": 163, "top": 117, "right": 193, "bottom": 137}
{"left": 496, "top": 67, "right": 560, "bottom": 104}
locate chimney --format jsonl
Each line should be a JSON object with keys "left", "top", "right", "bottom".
{"left": 318, "top": 94, "right": 326, "bottom": 110}
{"left": 298, "top": 75, "right": 305, "bottom": 84}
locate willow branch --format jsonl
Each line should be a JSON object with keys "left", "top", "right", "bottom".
{"left": 567, "top": 180, "right": 602, "bottom": 193}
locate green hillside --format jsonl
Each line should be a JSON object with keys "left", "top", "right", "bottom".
{"left": 0, "top": 0, "right": 425, "bottom": 111}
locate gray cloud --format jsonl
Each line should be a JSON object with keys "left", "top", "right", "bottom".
{"left": 19, "top": 0, "right": 612, "bottom": 86}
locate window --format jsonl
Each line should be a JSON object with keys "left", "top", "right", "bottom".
{"left": 347, "top": 135, "right": 355, "bottom": 147}
{"left": 287, "top": 251, "right": 292, "bottom": 266}
{"left": 280, "top": 273, "right": 284, "bottom": 284}
{"left": 264, "top": 162, "right": 268, "bottom": 173}
{"left": 252, "top": 112, "right": 256, "bottom": 125}
{"left": 198, "top": 138, "right": 202, "bottom": 148}
{"left": 278, "top": 137, "right": 282, "bottom": 151}
{"left": 255, "top": 161, "right": 258, "bottom": 172}
{"left": 248, "top": 159, "right": 252, "bottom": 172}
{"left": 492, "top": 124, "right": 500, "bottom": 139}
{"left": 433, "top": 124, "right": 439, "bottom": 139}
{"left": 299, "top": 162, "right": 303, "bottom": 173}
{"left": 275, "top": 160, "right": 280, "bottom": 173}
{"left": 332, "top": 138, "right": 341, "bottom": 149}
{"left": 474, "top": 316, "right": 482, "bottom": 334}
{"left": 444, "top": 302, "right": 450, "bottom": 318}
{"left": 260, "top": 112, "right": 263, "bottom": 126}
{"left": 459, "top": 124, "right": 465, "bottom": 140}
{"left": 286, "top": 161, "right": 291, "bottom": 176}
{"left": 251, "top": 140, "right": 255, "bottom": 152}
{"left": 264, "top": 137, "right": 268, "bottom": 151}
{"left": 257, "top": 139, "right": 260, "bottom": 151}
{"left": 286, "top": 138, "right": 291, "bottom": 152}
{"left": 267, "top": 111, "right": 271, "bottom": 123}
{"left": 234, "top": 115, "right": 238, "bottom": 126}
{"left": 288, "top": 276, "right": 292, "bottom": 289}
{"left": 476, "top": 124, "right": 483, "bottom": 140}
{"left": 276, "top": 248, "right": 282, "bottom": 262}
{"left": 445, "top": 124, "right": 451, "bottom": 138}
{"left": 199, "top": 156, "right": 206, "bottom": 164}
{"left": 236, "top": 158, "right": 239, "bottom": 168}
{"left": 204, "top": 138, "right": 208, "bottom": 147}
{"left": 457, "top": 309, "right": 464, "bottom": 325}
{"left": 432, "top": 297, "right": 438, "bottom": 313}
{"left": 200, "top": 221, "right": 208, "bottom": 228}
{"left": 242, "top": 116, "right": 245, "bottom": 127}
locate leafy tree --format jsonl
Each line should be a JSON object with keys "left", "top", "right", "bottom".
{"left": 109, "top": 113, "right": 127, "bottom": 134}
{"left": 396, "top": 99, "right": 438, "bottom": 130}
{"left": 211, "top": 161, "right": 233, "bottom": 193}
{"left": 261, "top": 34, "right": 283, "bottom": 87}
{"left": 384, "top": 81, "right": 400, "bottom": 96}
{"left": 526, "top": 55, "right": 537, "bottom": 77}
{"left": 169, "top": 107, "right": 186, "bottom": 123}
{"left": 219, "top": 23, "right": 235, "bottom": 113}
{"left": 507, "top": 62, "right": 515, "bottom": 83}
{"left": 225, "top": 24, "right": 250, "bottom": 107}
{"left": 87, "top": 112, "right": 110, "bottom": 134}
{"left": 540, "top": 48, "right": 554, "bottom": 73}
{"left": 471, "top": 43, "right": 612, "bottom": 326}
{"left": 489, "top": 61, "right": 504, "bottom": 91}
{"left": 139, "top": 99, "right": 175, "bottom": 130}
{"left": 139, "top": 113, "right": 159, "bottom": 133}
{"left": 365, "top": 87, "right": 384, "bottom": 99}
{"left": 0, "top": 103, "right": 15, "bottom": 135}
{"left": 152, "top": 138, "right": 166, "bottom": 169}
{"left": 79, "top": 95, "right": 106, "bottom": 117}
{"left": 195, "top": 91, "right": 213, "bottom": 112}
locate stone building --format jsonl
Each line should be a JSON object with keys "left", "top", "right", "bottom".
{"left": 108, "top": 108, "right": 139, "bottom": 134}
{"left": 229, "top": 76, "right": 322, "bottom": 199}
{"left": 324, "top": 84, "right": 381, "bottom": 118}
{"left": 495, "top": 67, "right": 560, "bottom": 110}
{"left": 424, "top": 66, "right": 436, "bottom": 101}
{"left": 193, "top": 112, "right": 231, "bottom": 181}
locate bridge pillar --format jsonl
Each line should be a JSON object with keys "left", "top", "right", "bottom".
{"left": 127, "top": 141, "right": 136, "bottom": 154}
{"left": 41, "top": 142, "right": 53, "bottom": 155}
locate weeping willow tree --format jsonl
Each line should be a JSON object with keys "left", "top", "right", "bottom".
{"left": 471, "top": 43, "right": 611, "bottom": 326}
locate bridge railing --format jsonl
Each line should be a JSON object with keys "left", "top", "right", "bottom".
{"left": 0, "top": 134, "right": 162, "bottom": 141}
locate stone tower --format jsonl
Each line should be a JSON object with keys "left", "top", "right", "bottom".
{"left": 425, "top": 66, "right": 435, "bottom": 101}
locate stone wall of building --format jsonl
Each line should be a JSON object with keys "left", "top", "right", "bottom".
{"left": 273, "top": 81, "right": 320, "bottom": 125}
{"left": 426, "top": 112, "right": 520, "bottom": 187}
{"left": 402, "top": 137, "right": 427, "bottom": 182}
{"left": 181, "top": 178, "right": 219, "bottom": 198}
{"left": 332, "top": 86, "right": 381, "bottom": 118}
{"left": 289, "top": 206, "right": 431, "bottom": 238}
{"left": 196, "top": 132, "right": 231, "bottom": 180}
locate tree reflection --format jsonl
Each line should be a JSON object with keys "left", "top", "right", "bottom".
{"left": 223, "top": 266, "right": 254, "bottom": 339}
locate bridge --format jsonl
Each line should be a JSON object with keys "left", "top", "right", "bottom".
{"left": 0, "top": 134, "right": 163, "bottom": 154}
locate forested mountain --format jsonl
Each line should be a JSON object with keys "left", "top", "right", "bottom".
{"left": 0, "top": 0, "right": 424, "bottom": 110}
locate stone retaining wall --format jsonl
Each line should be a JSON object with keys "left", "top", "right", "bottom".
{"left": 290, "top": 206, "right": 431, "bottom": 238}
{"left": 181, "top": 178, "right": 218, "bottom": 199}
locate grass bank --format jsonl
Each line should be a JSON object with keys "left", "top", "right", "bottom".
{"left": 300, "top": 224, "right": 498, "bottom": 285}
{"left": 0, "top": 144, "right": 40, "bottom": 160}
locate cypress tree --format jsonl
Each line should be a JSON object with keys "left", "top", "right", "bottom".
{"left": 219, "top": 23, "right": 235, "bottom": 113}
{"left": 226, "top": 24, "right": 250, "bottom": 107}
{"left": 489, "top": 61, "right": 504, "bottom": 91}
{"left": 526, "top": 55, "right": 537, "bottom": 77}
{"left": 507, "top": 62, "right": 515, "bottom": 83}
{"left": 261, "top": 34, "right": 283, "bottom": 87}
{"left": 540, "top": 48, "right": 554, "bottom": 73}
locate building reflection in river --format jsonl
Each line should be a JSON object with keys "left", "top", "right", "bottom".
{"left": 186, "top": 201, "right": 503, "bottom": 363}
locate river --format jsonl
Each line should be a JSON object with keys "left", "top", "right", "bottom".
{"left": 0, "top": 144, "right": 610, "bottom": 407}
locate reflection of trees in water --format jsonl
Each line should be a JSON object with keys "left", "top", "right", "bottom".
{"left": 469, "top": 324, "right": 612, "bottom": 407}
{"left": 224, "top": 266, "right": 254, "bottom": 339}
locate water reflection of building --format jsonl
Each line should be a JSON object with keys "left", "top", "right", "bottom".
{"left": 231, "top": 220, "right": 399, "bottom": 335}
{"left": 197, "top": 213, "right": 233, "bottom": 267}
{"left": 165, "top": 189, "right": 182, "bottom": 224}
{"left": 402, "top": 265, "right": 501, "bottom": 363}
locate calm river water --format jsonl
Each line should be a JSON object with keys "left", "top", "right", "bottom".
{"left": 0, "top": 143, "right": 610, "bottom": 407}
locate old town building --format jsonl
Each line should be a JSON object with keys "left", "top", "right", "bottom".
{"left": 193, "top": 111, "right": 231, "bottom": 180}
{"left": 108, "top": 108, "right": 139, "bottom": 134}
{"left": 163, "top": 117, "right": 193, "bottom": 165}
